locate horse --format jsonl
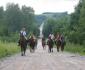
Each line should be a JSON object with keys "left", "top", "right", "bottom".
{"left": 28, "top": 36, "right": 37, "bottom": 53}
{"left": 42, "top": 37, "right": 46, "bottom": 49}
{"left": 55, "top": 35, "right": 66, "bottom": 52}
{"left": 47, "top": 37, "right": 54, "bottom": 53}
{"left": 60, "top": 36, "right": 66, "bottom": 51}
{"left": 18, "top": 34, "right": 27, "bottom": 56}
{"left": 55, "top": 39, "right": 61, "bottom": 52}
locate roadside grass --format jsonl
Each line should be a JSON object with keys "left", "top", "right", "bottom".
{"left": 64, "top": 43, "right": 85, "bottom": 55}
{"left": 0, "top": 41, "right": 20, "bottom": 58}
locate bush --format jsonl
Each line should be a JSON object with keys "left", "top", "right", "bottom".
{"left": 65, "top": 43, "right": 85, "bottom": 55}
{"left": 0, "top": 41, "right": 20, "bottom": 58}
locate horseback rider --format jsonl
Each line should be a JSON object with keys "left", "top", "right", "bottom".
{"left": 60, "top": 35, "right": 66, "bottom": 51}
{"left": 18, "top": 27, "right": 27, "bottom": 46}
{"left": 20, "top": 27, "right": 27, "bottom": 40}
{"left": 47, "top": 35, "right": 54, "bottom": 53}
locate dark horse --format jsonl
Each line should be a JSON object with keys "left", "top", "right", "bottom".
{"left": 18, "top": 35, "right": 27, "bottom": 56}
{"left": 55, "top": 35, "right": 66, "bottom": 52}
{"left": 61, "top": 36, "right": 66, "bottom": 51}
{"left": 47, "top": 37, "right": 54, "bottom": 53}
{"left": 28, "top": 36, "right": 37, "bottom": 53}
{"left": 42, "top": 37, "right": 46, "bottom": 49}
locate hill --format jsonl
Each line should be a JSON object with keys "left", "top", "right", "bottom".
{"left": 35, "top": 12, "right": 69, "bottom": 25}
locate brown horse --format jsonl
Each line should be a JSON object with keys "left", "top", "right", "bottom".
{"left": 55, "top": 39, "right": 61, "bottom": 52}
{"left": 18, "top": 35, "right": 27, "bottom": 56}
{"left": 60, "top": 36, "right": 66, "bottom": 51}
{"left": 47, "top": 37, "right": 54, "bottom": 53}
{"left": 28, "top": 36, "right": 37, "bottom": 53}
{"left": 55, "top": 34, "right": 66, "bottom": 52}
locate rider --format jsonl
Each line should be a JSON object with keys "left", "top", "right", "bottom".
{"left": 47, "top": 36, "right": 54, "bottom": 53}
{"left": 18, "top": 27, "right": 27, "bottom": 46}
{"left": 20, "top": 27, "right": 27, "bottom": 40}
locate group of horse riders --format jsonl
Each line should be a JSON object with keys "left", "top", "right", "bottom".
{"left": 18, "top": 27, "right": 66, "bottom": 56}
{"left": 42, "top": 33, "right": 66, "bottom": 53}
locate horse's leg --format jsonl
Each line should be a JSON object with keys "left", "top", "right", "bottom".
{"left": 61, "top": 45, "right": 64, "bottom": 52}
{"left": 31, "top": 46, "right": 33, "bottom": 53}
{"left": 48, "top": 46, "right": 50, "bottom": 53}
{"left": 23, "top": 46, "right": 26, "bottom": 55}
{"left": 51, "top": 46, "right": 53, "bottom": 52}
{"left": 44, "top": 44, "right": 46, "bottom": 50}
{"left": 30, "top": 45, "right": 33, "bottom": 53}
{"left": 42, "top": 44, "right": 44, "bottom": 50}
{"left": 44, "top": 45, "right": 45, "bottom": 50}
{"left": 57, "top": 46, "right": 59, "bottom": 52}
{"left": 50, "top": 46, "right": 52, "bottom": 52}
{"left": 24, "top": 43, "right": 27, "bottom": 55}
{"left": 31, "top": 47, "right": 33, "bottom": 53}
{"left": 44, "top": 42, "right": 46, "bottom": 50}
{"left": 32, "top": 46, "right": 34, "bottom": 52}
{"left": 42, "top": 44, "right": 44, "bottom": 49}
{"left": 21, "top": 46, "right": 24, "bottom": 56}
{"left": 49, "top": 46, "right": 51, "bottom": 53}
{"left": 33, "top": 45, "right": 35, "bottom": 52}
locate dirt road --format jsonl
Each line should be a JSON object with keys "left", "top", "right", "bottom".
{"left": 0, "top": 39, "right": 85, "bottom": 70}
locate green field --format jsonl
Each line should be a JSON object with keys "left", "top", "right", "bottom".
{"left": 0, "top": 41, "right": 20, "bottom": 58}
{"left": 65, "top": 43, "right": 85, "bottom": 55}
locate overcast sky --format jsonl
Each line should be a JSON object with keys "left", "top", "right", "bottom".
{"left": 0, "top": 0, "right": 79, "bottom": 14}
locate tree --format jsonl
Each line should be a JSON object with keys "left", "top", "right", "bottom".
{"left": 78, "top": 0, "right": 85, "bottom": 44}
{"left": 21, "top": 6, "right": 35, "bottom": 33}
{"left": 0, "top": 3, "right": 39, "bottom": 41}
{"left": 5, "top": 3, "right": 22, "bottom": 34}
{"left": 0, "top": 7, "right": 7, "bottom": 36}
{"left": 43, "top": 15, "right": 69, "bottom": 37}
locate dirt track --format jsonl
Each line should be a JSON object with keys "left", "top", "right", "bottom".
{"left": 0, "top": 39, "right": 85, "bottom": 70}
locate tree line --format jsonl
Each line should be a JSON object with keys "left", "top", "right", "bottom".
{"left": 43, "top": 0, "right": 85, "bottom": 46}
{"left": 0, "top": 3, "right": 39, "bottom": 42}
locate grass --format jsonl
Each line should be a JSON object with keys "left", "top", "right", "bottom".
{"left": 0, "top": 40, "right": 85, "bottom": 58}
{"left": 0, "top": 41, "right": 20, "bottom": 58}
{"left": 65, "top": 43, "right": 85, "bottom": 55}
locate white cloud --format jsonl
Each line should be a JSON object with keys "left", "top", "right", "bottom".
{"left": 0, "top": 0, "right": 79, "bottom": 14}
